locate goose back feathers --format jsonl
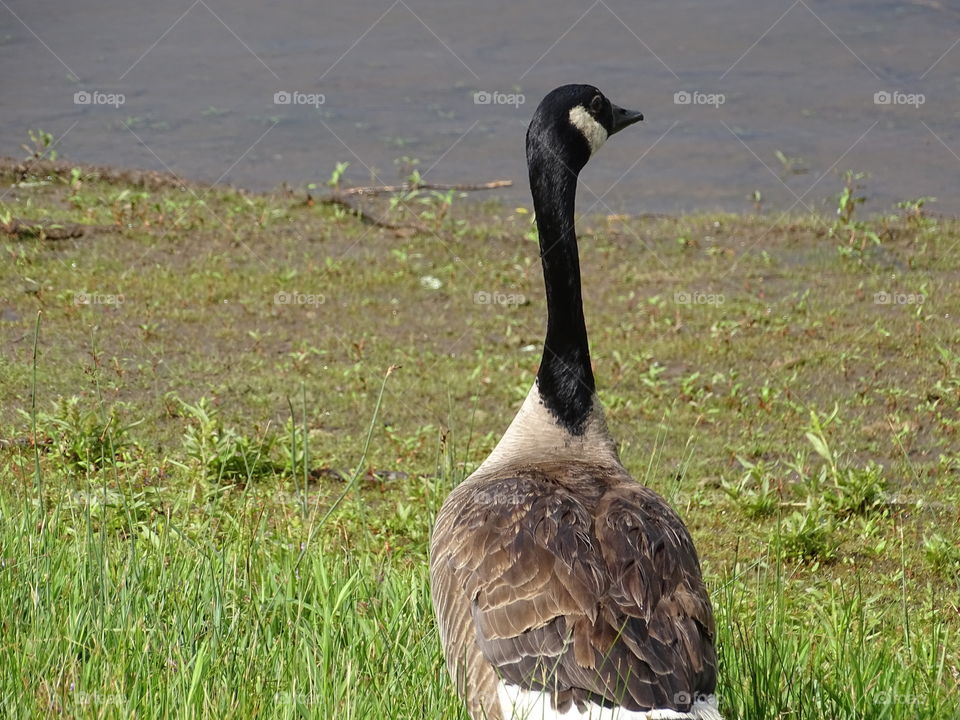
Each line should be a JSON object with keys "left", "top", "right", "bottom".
{"left": 431, "top": 461, "right": 718, "bottom": 718}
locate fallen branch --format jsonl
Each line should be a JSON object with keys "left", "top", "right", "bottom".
{"left": 2, "top": 217, "right": 121, "bottom": 240}
{"left": 310, "top": 178, "right": 512, "bottom": 231}
{"left": 314, "top": 195, "right": 413, "bottom": 230}
{"left": 0, "top": 156, "right": 193, "bottom": 191}
{"left": 339, "top": 179, "right": 512, "bottom": 197}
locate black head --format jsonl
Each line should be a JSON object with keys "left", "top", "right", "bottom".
{"left": 526, "top": 84, "right": 643, "bottom": 173}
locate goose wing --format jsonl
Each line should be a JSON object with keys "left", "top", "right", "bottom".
{"left": 438, "top": 467, "right": 717, "bottom": 714}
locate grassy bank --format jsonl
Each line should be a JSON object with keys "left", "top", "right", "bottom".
{"left": 1, "top": 159, "right": 959, "bottom": 718}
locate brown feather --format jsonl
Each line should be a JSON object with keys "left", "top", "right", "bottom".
{"left": 431, "top": 462, "right": 718, "bottom": 718}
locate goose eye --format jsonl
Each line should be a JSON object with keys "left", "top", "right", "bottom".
{"left": 589, "top": 95, "right": 604, "bottom": 114}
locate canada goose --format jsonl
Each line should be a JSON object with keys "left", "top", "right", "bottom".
{"left": 430, "top": 85, "right": 721, "bottom": 720}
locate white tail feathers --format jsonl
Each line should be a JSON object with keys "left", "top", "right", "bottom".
{"left": 497, "top": 683, "right": 723, "bottom": 720}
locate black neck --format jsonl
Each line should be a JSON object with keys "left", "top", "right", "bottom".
{"left": 529, "top": 149, "right": 595, "bottom": 435}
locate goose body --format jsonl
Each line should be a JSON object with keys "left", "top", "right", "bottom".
{"left": 430, "top": 86, "right": 721, "bottom": 720}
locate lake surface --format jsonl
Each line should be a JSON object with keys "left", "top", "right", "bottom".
{"left": 1, "top": 0, "right": 958, "bottom": 215}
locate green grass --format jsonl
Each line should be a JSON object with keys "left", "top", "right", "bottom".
{"left": 1, "top": 159, "right": 959, "bottom": 717}
{"left": 0, "top": 500, "right": 458, "bottom": 718}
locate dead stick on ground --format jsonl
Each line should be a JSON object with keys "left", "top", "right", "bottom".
{"left": 312, "top": 178, "right": 513, "bottom": 231}
{"left": 317, "top": 196, "right": 409, "bottom": 230}
{"left": 2, "top": 218, "right": 122, "bottom": 240}
{"left": 339, "top": 179, "right": 512, "bottom": 197}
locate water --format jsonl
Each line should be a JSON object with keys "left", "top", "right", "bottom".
{"left": 1, "top": 0, "right": 957, "bottom": 215}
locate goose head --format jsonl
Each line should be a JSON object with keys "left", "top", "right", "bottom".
{"left": 526, "top": 84, "right": 644, "bottom": 173}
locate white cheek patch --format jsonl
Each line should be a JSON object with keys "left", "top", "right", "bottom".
{"left": 569, "top": 105, "right": 608, "bottom": 154}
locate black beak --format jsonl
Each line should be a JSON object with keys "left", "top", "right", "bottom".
{"left": 609, "top": 103, "right": 644, "bottom": 135}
